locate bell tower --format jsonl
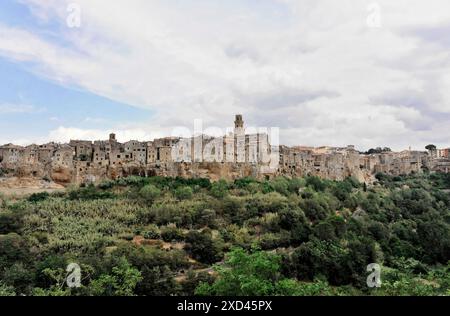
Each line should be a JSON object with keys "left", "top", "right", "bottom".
{"left": 234, "top": 114, "right": 244, "bottom": 136}
{"left": 234, "top": 115, "right": 246, "bottom": 163}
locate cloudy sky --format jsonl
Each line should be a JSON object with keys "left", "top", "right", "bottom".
{"left": 0, "top": 0, "right": 449, "bottom": 150}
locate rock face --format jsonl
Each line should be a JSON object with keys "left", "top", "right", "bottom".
{"left": 50, "top": 167, "right": 73, "bottom": 185}
{"left": 1, "top": 115, "right": 449, "bottom": 185}
{"left": 0, "top": 177, "right": 64, "bottom": 196}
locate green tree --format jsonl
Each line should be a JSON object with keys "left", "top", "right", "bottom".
{"left": 0, "top": 210, "right": 25, "bottom": 234}
{"left": 270, "top": 177, "right": 289, "bottom": 196}
{"left": 417, "top": 220, "right": 450, "bottom": 263}
{"left": 278, "top": 209, "right": 311, "bottom": 245}
{"left": 139, "top": 184, "right": 161, "bottom": 203}
{"left": 2, "top": 263, "right": 34, "bottom": 294}
{"left": 195, "top": 248, "right": 300, "bottom": 296}
{"left": 28, "top": 192, "right": 50, "bottom": 203}
{"left": 425, "top": 144, "right": 437, "bottom": 152}
{"left": 89, "top": 257, "right": 142, "bottom": 296}
{"left": 306, "top": 176, "right": 327, "bottom": 192}
{"left": 211, "top": 180, "right": 229, "bottom": 199}
{"left": 287, "top": 178, "right": 306, "bottom": 194}
{"left": 175, "top": 186, "right": 193, "bottom": 200}
{"left": 0, "top": 234, "right": 30, "bottom": 271}
{"left": 185, "top": 231, "right": 223, "bottom": 265}
{"left": 161, "top": 226, "right": 185, "bottom": 242}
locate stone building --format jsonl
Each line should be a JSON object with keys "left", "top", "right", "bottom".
{"left": 124, "top": 140, "right": 147, "bottom": 164}
{"left": 438, "top": 148, "right": 450, "bottom": 159}
{"left": 53, "top": 145, "right": 74, "bottom": 167}
{"left": 22, "top": 144, "right": 40, "bottom": 165}
{"left": 69, "top": 140, "right": 93, "bottom": 162}
{"left": 0, "top": 144, "right": 23, "bottom": 165}
{"left": 0, "top": 115, "right": 449, "bottom": 184}
{"left": 37, "top": 142, "right": 58, "bottom": 165}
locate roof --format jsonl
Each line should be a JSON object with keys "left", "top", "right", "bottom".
{"left": 0, "top": 144, "right": 23, "bottom": 150}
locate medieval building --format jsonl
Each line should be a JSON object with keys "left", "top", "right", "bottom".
{"left": 0, "top": 115, "right": 449, "bottom": 184}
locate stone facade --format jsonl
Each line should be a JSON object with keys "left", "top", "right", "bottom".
{"left": 1, "top": 115, "right": 449, "bottom": 185}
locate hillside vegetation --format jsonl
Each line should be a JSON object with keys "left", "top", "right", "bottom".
{"left": 0, "top": 173, "right": 449, "bottom": 296}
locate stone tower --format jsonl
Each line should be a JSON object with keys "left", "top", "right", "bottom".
{"left": 109, "top": 133, "right": 116, "bottom": 142}
{"left": 234, "top": 115, "right": 245, "bottom": 136}
{"left": 234, "top": 115, "right": 245, "bottom": 163}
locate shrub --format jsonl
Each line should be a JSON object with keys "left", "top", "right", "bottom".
{"left": 246, "top": 192, "right": 288, "bottom": 216}
{"left": 233, "top": 177, "right": 258, "bottom": 189}
{"left": 2, "top": 262, "right": 34, "bottom": 294}
{"left": 0, "top": 282, "right": 16, "bottom": 296}
{"left": 270, "top": 177, "right": 290, "bottom": 196}
{"left": 68, "top": 184, "right": 116, "bottom": 200}
{"left": 306, "top": 176, "right": 327, "bottom": 192}
{"left": 28, "top": 192, "right": 50, "bottom": 203}
{"left": 143, "top": 225, "right": 161, "bottom": 239}
{"left": 0, "top": 234, "right": 31, "bottom": 271}
{"left": 98, "top": 180, "right": 115, "bottom": 190}
{"left": 174, "top": 186, "right": 193, "bottom": 200}
{"left": 288, "top": 178, "right": 306, "bottom": 194}
{"left": 0, "top": 209, "right": 25, "bottom": 234}
{"left": 300, "top": 197, "right": 330, "bottom": 222}
{"left": 139, "top": 185, "right": 161, "bottom": 203}
{"left": 211, "top": 180, "right": 229, "bottom": 199}
{"left": 161, "top": 226, "right": 184, "bottom": 242}
{"left": 194, "top": 209, "right": 217, "bottom": 228}
{"left": 185, "top": 231, "right": 223, "bottom": 264}
{"left": 89, "top": 257, "right": 142, "bottom": 296}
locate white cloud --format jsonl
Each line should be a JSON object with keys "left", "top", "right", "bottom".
{"left": 1, "top": 0, "right": 450, "bottom": 150}
{"left": 0, "top": 103, "right": 41, "bottom": 114}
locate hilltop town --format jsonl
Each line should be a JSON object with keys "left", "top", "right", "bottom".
{"left": 0, "top": 115, "right": 449, "bottom": 186}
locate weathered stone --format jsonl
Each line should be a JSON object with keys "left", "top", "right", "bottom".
{"left": 1, "top": 115, "right": 449, "bottom": 185}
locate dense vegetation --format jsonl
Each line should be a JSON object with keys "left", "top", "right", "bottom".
{"left": 0, "top": 172, "right": 449, "bottom": 296}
